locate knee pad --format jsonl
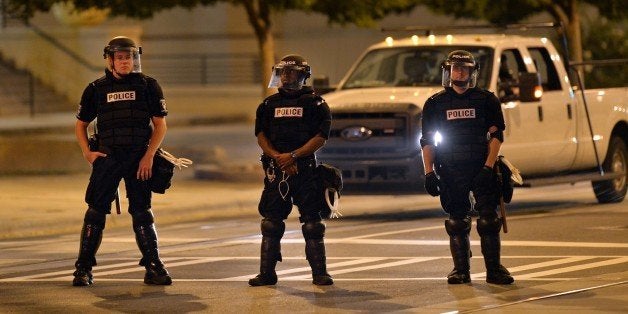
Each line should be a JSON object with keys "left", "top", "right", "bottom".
{"left": 261, "top": 218, "right": 285, "bottom": 238}
{"left": 477, "top": 216, "right": 502, "bottom": 236}
{"left": 302, "top": 220, "right": 325, "bottom": 240}
{"left": 445, "top": 217, "right": 471, "bottom": 236}
{"left": 132, "top": 209, "right": 155, "bottom": 228}
{"left": 84, "top": 207, "right": 106, "bottom": 229}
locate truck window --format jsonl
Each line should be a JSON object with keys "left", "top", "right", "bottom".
{"left": 342, "top": 46, "right": 493, "bottom": 90}
{"left": 498, "top": 49, "right": 527, "bottom": 101}
{"left": 528, "top": 47, "right": 561, "bottom": 91}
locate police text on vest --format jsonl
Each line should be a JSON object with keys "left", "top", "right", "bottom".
{"left": 446, "top": 109, "right": 476, "bottom": 120}
{"left": 274, "top": 107, "right": 303, "bottom": 118}
{"left": 107, "top": 91, "right": 136, "bottom": 103}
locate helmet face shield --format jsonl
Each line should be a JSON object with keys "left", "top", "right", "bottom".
{"left": 108, "top": 46, "right": 142, "bottom": 73}
{"left": 441, "top": 50, "right": 478, "bottom": 88}
{"left": 267, "top": 54, "right": 311, "bottom": 91}
{"left": 104, "top": 36, "right": 142, "bottom": 74}
{"left": 267, "top": 64, "right": 309, "bottom": 90}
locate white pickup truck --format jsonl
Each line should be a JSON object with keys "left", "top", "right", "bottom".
{"left": 318, "top": 33, "right": 627, "bottom": 203}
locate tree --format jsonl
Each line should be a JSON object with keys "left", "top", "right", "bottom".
{"left": 417, "top": 0, "right": 625, "bottom": 66}
{"left": 4, "top": 0, "right": 421, "bottom": 96}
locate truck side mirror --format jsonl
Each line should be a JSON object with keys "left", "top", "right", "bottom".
{"left": 518, "top": 72, "right": 543, "bottom": 102}
{"left": 313, "top": 75, "right": 336, "bottom": 95}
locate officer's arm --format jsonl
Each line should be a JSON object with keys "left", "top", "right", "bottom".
{"left": 485, "top": 135, "right": 502, "bottom": 168}
{"left": 289, "top": 134, "right": 326, "bottom": 159}
{"left": 421, "top": 144, "right": 436, "bottom": 174}
{"left": 75, "top": 119, "right": 105, "bottom": 164}
{"left": 257, "top": 131, "right": 280, "bottom": 157}
{"left": 137, "top": 116, "right": 167, "bottom": 180}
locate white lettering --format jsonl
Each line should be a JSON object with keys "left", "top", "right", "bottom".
{"left": 274, "top": 107, "right": 303, "bottom": 118}
{"left": 107, "top": 91, "right": 136, "bottom": 103}
{"left": 446, "top": 109, "right": 476, "bottom": 120}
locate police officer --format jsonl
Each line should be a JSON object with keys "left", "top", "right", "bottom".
{"left": 72, "top": 36, "right": 171, "bottom": 286}
{"left": 250, "top": 54, "right": 333, "bottom": 286}
{"left": 420, "top": 50, "right": 514, "bottom": 285}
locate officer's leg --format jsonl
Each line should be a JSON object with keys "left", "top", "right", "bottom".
{"left": 250, "top": 173, "right": 292, "bottom": 286}
{"left": 249, "top": 218, "right": 285, "bottom": 286}
{"left": 475, "top": 185, "right": 514, "bottom": 285}
{"left": 439, "top": 165, "right": 474, "bottom": 284}
{"left": 294, "top": 164, "right": 333, "bottom": 285}
{"left": 131, "top": 209, "right": 172, "bottom": 285}
{"left": 301, "top": 219, "right": 333, "bottom": 285}
{"left": 73, "top": 157, "right": 118, "bottom": 286}
{"left": 73, "top": 207, "right": 106, "bottom": 286}
{"left": 445, "top": 216, "right": 472, "bottom": 284}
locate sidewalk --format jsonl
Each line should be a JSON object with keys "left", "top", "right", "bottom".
{"left": 0, "top": 172, "right": 263, "bottom": 240}
{"left": 0, "top": 111, "right": 266, "bottom": 239}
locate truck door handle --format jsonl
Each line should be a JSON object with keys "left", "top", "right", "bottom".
{"left": 537, "top": 106, "right": 543, "bottom": 122}
{"left": 566, "top": 103, "right": 572, "bottom": 119}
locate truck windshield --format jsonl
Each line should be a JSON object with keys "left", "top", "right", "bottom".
{"left": 341, "top": 46, "right": 493, "bottom": 89}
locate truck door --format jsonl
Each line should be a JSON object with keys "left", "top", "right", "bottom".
{"left": 526, "top": 46, "right": 577, "bottom": 172}
{"left": 497, "top": 49, "right": 546, "bottom": 173}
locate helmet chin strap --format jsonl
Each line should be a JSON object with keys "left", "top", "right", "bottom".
{"left": 452, "top": 79, "right": 469, "bottom": 87}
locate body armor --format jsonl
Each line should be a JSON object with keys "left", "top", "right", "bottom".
{"left": 262, "top": 89, "right": 324, "bottom": 153}
{"left": 92, "top": 73, "right": 152, "bottom": 147}
{"left": 433, "top": 88, "right": 490, "bottom": 164}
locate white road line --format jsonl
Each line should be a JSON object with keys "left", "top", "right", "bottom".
{"left": 284, "top": 257, "right": 440, "bottom": 280}
{"left": 228, "top": 238, "right": 628, "bottom": 248}
{"left": 223, "top": 257, "right": 389, "bottom": 281}
{"left": 470, "top": 256, "right": 596, "bottom": 279}
{"left": 516, "top": 257, "right": 628, "bottom": 279}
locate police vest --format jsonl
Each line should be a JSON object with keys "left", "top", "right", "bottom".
{"left": 263, "top": 91, "right": 323, "bottom": 152}
{"left": 93, "top": 75, "right": 152, "bottom": 147}
{"left": 434, "top": 89, "right": 489, "bottom": 164}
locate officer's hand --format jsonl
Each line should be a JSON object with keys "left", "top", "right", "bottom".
{"left": 137, "top": 154, "right": 154, "bottom": 181}
{"left": 275, "top": 153, "right": 295, "bottom": 169}
{"left": 283, "top": 163, "right": 298, "bottom": 176}
{"left": 424, "top": 172, "right": 440, "bottom": 196}
{"left": 86, "top": 151, "right": 106, "bottom": 164}
{"left": 472, "top": 165, "right": 494, "bottom": 191}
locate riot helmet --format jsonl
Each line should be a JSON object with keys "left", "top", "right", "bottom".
{"left": 441, "top": 50, "right": 479, "bottom": 89}
{"left": 268, "top": 54, "right": 311, "bottom": 91}
{"left": 103, "top": 36, "right": 142, "bottom": 74}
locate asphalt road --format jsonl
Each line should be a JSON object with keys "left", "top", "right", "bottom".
{"left": 1, "top": 182, "right": 626, "bottom": 313}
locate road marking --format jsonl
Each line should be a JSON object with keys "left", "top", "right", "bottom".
{"left": 1, "top": 256, "right": 624, "bottom": 283}
{"left": 228, "top": 238, "right": 628, "bottom": 248}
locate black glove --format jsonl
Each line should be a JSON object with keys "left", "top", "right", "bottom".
{"left": 424, "top": 172, "right": 440, "bottom": 196}
{"left": 472, "top": 165, "right": 494, "bottom": 192}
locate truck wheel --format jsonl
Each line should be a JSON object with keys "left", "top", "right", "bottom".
{"left": 592, "top": 136, "right": 627, "bottom": 203}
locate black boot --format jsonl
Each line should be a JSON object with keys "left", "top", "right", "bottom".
{"left": 481, "top": 233, "right": 514, "bottom": 285}
{"left": 73, "top": 222, "right": 103, "bottom": 286}
{"left": 248, "top": 236, "right": 281, "bottom": 286}
{"left": 305, "top": 239, "right": 333, "bottom": 285}
{"left": 134, "top": 224, "right": 172, "bottom": 285}
{"left": 447, "top": 234, "right": 471, "bottom": 284}
{"left": 445, "top": 218, "right": 471, "bottom": 284}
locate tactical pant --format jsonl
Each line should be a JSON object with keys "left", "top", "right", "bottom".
{"left": 437, "top": 162, "right": 506, "bottom": 280}
{"left": 258, "top": 155, "right": 324, "bottom": 223}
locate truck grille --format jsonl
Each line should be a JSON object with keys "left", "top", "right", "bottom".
{"left": 321, "top": 111, "right": 412, "bottom": 157}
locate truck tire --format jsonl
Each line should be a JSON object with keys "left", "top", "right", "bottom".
{"left": 592, "top": 136, "right": 627, "bottom": 203}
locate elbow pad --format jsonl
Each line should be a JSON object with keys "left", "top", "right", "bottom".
{"left": 420, "top": 136, "right": 433, "bottom": 148}
{"left": 489, "top": 130, "right": 504, "bottom": 142}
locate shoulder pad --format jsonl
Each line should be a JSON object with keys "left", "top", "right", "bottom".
{"left": 428, "top": 89, "right": 447, "bottom": 100}
{"left": 263, "top": 93, "right": 283, "bottom": 104}
{"left": 90, "top": 75, "right": 108, "bottom": 87}
{"left": 300, "top": 93, "right": 325, "bottom": 106}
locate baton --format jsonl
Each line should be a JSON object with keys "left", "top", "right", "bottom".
{"left": 499, "top": 194, "right": 508, "bottom": 233}
{"left": 115, "top": 188, "right": 121, "bottom": 215}
{"left": 495, "top": 165, "right": 508, "bottom": 233}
